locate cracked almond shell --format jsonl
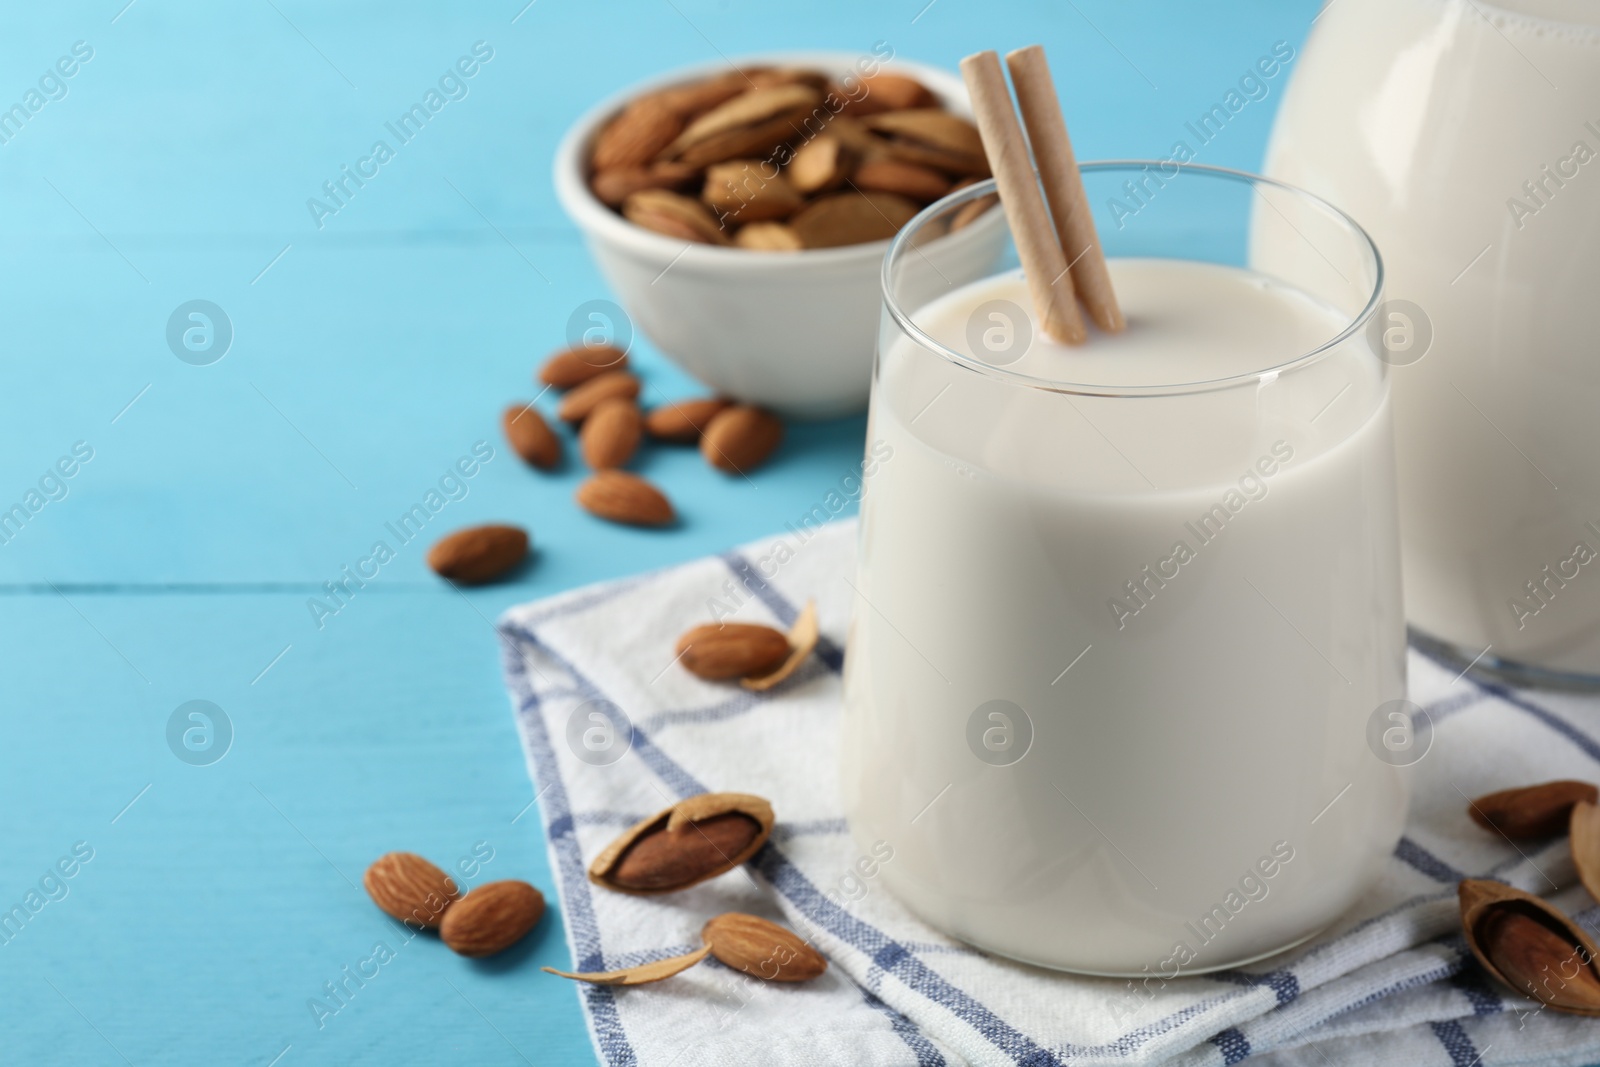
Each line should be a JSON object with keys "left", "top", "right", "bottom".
{"left": 589, "top": 792, "right": 775, "bottom": 895}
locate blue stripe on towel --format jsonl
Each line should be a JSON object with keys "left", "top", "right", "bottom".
{"left": 1209, "top": 1026, "right": 1250, "bottom": 1064}
{"left": 863, "top": 989, "right": 948, "bottom": 1067}
{"left": 722, "top": 551, "right": 846, "bottom": 672}
{"left": 1393, "top": 836, "right": 1465, "bottom": 883}
{"left": 1429, "top": 1019, "right": 1481, "bottom": 1067}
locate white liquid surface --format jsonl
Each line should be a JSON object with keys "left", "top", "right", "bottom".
{"left": 842, "top": 259, "right": 1407, "bottom": 974}
{"left": 1264, "top": 0, "right": 1600, "bottom": 677}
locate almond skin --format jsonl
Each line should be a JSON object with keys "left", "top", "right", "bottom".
{"left": 502, "top": 404, "right": 562, "bottom": 470}
{"left": 702, "top": 913, "right": 827, "bottom": 982}
{"left": 677, "top": 622, "right": 791, "bottom": 680}
{"left": 558, "top": 371, "right": 641, "bottom": 424}
{"left": 540, "top": 345, "right": 628, "bottom": 389}
{"left": 364, "top": 852, "right": 460, "bottom": 929}
{"left": 588, "top": 793, "right": 776, "bottom": 895}
{"left": 439, "top": 880, "right": 546, "bottom": 958}
{"left": 580, "top": 397, "right": 642, "bottom": 469}
{"left": 702, "top": 405, "right": 784, "bottom": 473}
{"left": 1470, "top": 780, "right": 1598, "bottom": 840}
{"left": 576, "top": 471, "right": 675, "bottom": 527}
{"left": 426, "top": 524, "right": 529, "bottom": 584}
{"left": 645, "top": 397, "right": 732, "bottom": 443}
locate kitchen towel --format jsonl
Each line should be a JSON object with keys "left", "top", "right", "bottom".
{"left": 498, "top": 518, "right": 1600, "bottom": 1066}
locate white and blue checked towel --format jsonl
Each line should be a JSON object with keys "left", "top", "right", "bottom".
{"left": 498, "top": 518, "right": 1600, "bottom": 1066}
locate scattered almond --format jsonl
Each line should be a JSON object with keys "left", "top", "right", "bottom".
{"left": 1469, "top": 780, "right": 1598, "bottom": 840}
{"left": 743, "top": 600, "right": 819, "bottom": 692}
{"left": 426, "top": 524, "right": 528, "bottom": 585}
{"left": 580, "top": 397, "right": 642, "bottom": 469}
{"left": 1460, "top": 878, "right": 1600, "bottom": 1015}
{"left": 592, "top": 98, "right": 684, "bottom": 171}
{"left": 363, "top": 852, "right": 460, "bottom": 929}
{"left": 502, "top": 404, "right": 562, "bottom": 471}
{"left": 676, "top": 622, "right": 792, "bottom": 681}
{"left": 702, "top": 913, "right": 827, "bottom": 982}
{"left": 735, "top": 221, "right": 804, "bottom": 252}
{"left": 540, "top": 344, "right": 628, "bottom": 389}
{"left": 544, "top": 945, "right": 712, "bottom": 986}
{"left": 576, "top": 470, "right": 675, "bottom": 527}
{"left": 623, "top": 189, "right": 731, "bottom": 244}
{"left": 790, "top": 190, "right": 919, "bottom": 249}
{"left": 439, "top": 879, "right": 546, "bottom": 958}
{"left": 644, "top": 397, "right": 732, "bottom": 443}
{"left": 702, "top": 405, "right": 784, "bottom": 472}
{"left": 589, "top": 792, "right": 775, "bottom": 895}
{"left": 559, "top": 370, "right": 642, "bottom": 423}
{"left": 854, "top": 158, "right": 952, "bottom": 203}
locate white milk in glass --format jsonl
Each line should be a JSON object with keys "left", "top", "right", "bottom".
{"left": 842, "top": 257, "right": 1406, "bottom": 974}
{"left": 1264, "top": 0, "right": 1600, "bottom": 680}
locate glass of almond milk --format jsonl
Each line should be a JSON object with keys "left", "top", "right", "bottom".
{"left": 841, "top": 163, "right": 1407, "bottom": 975}
{"left": 1264, "top": 0, "right": 1600, "bottom": 687}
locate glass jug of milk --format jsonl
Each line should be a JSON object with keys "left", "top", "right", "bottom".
{"left": 1264, "top": 0, "right": 1600, "bottom": 686}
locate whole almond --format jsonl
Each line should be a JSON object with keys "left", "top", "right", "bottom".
{"left": 439, "top": 879, "right": 545, "bottom": 958}
{"left": 790, "top": 190, "right": 919, "bottom": 249}
{"left": 426, "top": 524, "right": 528, "bottom": 585}
{"left": 854, "top": 158, "right": 952, "bottom": 203}
{"left": 502, "top": 404, "right": 562, "bottom": 471}
{"left": 645, "top": 397, "right": 732, "bottom": 442}
{"left": 702, "top": 913, "right": 827, "bottom": 982}
{"left": 576, "top": 470, "right": 675, "bottom": 527}
{"left": 559, "top": 371, "right": 641, "bottom": 424}
{"left": 1470, "top": 780, "right": 1598, "bottom": 839}
{"left": 591, "top": 161, "right": 700, "bottom": 208}
{"left": 735, "top": 222, "right": 804, "bottom": 252}
{"left": 1460, "top": 878, "right": 1600, "bottom": 1015}
{"left": 580, "top": 397, "right": 642, "bottom": 469}
{"left": 623, "top": 189, "right": 731, "bottom": 244}
{"left": 702, "top": 405, "right": 784, "bottom": 473}
{"left": 592, "top": 98, "right": 684, "bottom": 171}
{"left": 703, "top": 160, "right": 803, "bottom": 223}
{"left": 589, "top": 792, "right": 775, "bottom": 895}
{"left": 676, "top": 622, "right": 791, "bottom": 680}
{"left": 540, "top": 344, "right": 628, "bottom": 389}
{"left": 364, "top": 852, "right": 460, "bottom": 929}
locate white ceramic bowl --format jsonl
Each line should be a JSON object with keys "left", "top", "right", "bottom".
{"left": 553, "top": 51, "right": 1008, "bottom": 419}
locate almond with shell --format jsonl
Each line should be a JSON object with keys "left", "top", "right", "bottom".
{"left": 735, "top": 222, "right": 804, "bottom": 252}
{"left": 364, "top": 852, "right": 460, "bottom": 929}
{"left": 1460, "top": 878, "right": 1600, "bottom": 1016}
{"left": 663, "top": 84, "right": 823, "bottom": 167}
{"left": 853, "top": 158, "right": 952, "bottom": 203}
{"left": 863, "top": 109, "right": 989, "bottom": 177}
{"left": 1469, "top": 780, "right": 1598, "bottom": 840}
{"left": 588, "top": 792, "right": 775, "bottom": 895}
{"left": 590, "top": 161, "right": 700, "bottom": 208}
{"left": 439, "top": 880, "right": 546, "bottom": 958}
{"left": 702, "top": 160, "right": 803, "bottom": 223}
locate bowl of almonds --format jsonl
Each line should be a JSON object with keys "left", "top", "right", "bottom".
{"left": 553, "top": 51, "right": 1007, "bottom": 419}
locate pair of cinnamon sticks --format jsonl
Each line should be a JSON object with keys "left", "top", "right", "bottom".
{"left": 960, "top": 46, "right": 1123, "bottom": 345}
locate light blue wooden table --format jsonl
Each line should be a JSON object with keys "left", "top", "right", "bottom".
{"left": 0, "top": 2, "right": 1334, "bottom": 1063}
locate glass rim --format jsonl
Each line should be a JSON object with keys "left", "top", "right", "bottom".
{"left": 879, "top": 160, "right": 1386, "bottom": 399}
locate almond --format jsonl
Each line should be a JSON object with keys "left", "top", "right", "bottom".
{"left": 502, "top": 404, "right": 562, "bottom": 471}
{"left": 1460, "top": 878, "right": 1600, "bottom": 1015}
{"left": 790, "top": 190, "right": 919, "bottom": 249}
{"left": 702, "top": 913, "right": 827, "bottom": 982}
{"left": 580, "top": 397, "right": 642, "bottom": 469}
{"left": 853, "top": 158, "right": 952, "bottom": 203}
{"left": 623, "top": 189, "right": 731, "bottom": 244}
{"left": 592, "top": 98, "right": 684, "bottom": 171}
{"left": 576, "top": 470, "right": 675, "bottom": 527}
{"left": 664, "top": 84, "right": 823, "bottom": 167}
{"left": 846, "top": 73, "right": 936, "bottom": 116}
{"left": 439, "top": 879, "right": 545, "bottom": 958}
{"left": 702, "top": 160, "right": 803, "bottom": 223}
{"left": 644, "top": 397, "right": 732, "bottom": 443}
{"left": 644, "top": 70, "right": 752, "bottom": 119}
{"left": 540, "top": 344, "right": 628, "bottom": 389}
{"left": 735, "top": 221, "right": 804, "bottom": 252}
{"left": 1571, "top": 800, "right": 1600, "bottom": 903}
{"left": 1470, "top": 780, "right": 1598, "bottom": 840}
{"left": 363, "top": 852, "right": 460, "bottom": 929}
{"left": 544, "top": 945, "right": 711, "bottom": 986}
{"left": 676, "top": 622, "right": 791, "bottom": 680}
{"left": 863, "top": 110, "right": 989, "bottom": 176}
{"left": 786, "top": 134, "right": 853, "bottom": 195}
{"left": 590, "top": 161, "right": 700, "bottom": 208}
{"left": 426, "top": 524, "right": 528, "bottom": 585}
{"left": 589, "top": 792, "right": 775, "bottom": 895}
{"left": 701, "top": 405, "right": 784, "bottom": 472}
{"left": 558, "top": 370, "right": 641, "bottom": 424}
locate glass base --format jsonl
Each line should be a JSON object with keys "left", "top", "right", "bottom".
{"left": 1410, "top": 627, "right": 1600, "bottom": 693}
{"left": 957, "top": 922, "right": 1330, "bottom": 979}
